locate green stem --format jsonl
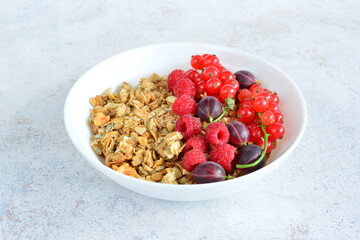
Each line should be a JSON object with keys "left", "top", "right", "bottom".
{"left": 236, "top": 113, "right": 270, "bottom": 169}
{"left": 202, "top": 106, "right": 228, "bottom": 130}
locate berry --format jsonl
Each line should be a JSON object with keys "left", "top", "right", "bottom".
{"left": 266, "top": 123, "right": 285, "bottom": 141}
{"left": 227, "top": 121, "right": 250, "bottom": 147}
{"left": 172, "top": 95, "right": 197, "bottom": 116}
{"left": 225, "top": 79, "right": 240, "bottom": 92}
{"left": 183, "top": 136, "right": 210, "bottom": 154}
{"left": 182, "top": 150, "right": 207, "bottom": 172}
{"left": 205, "top": 78, "right": 222, "bottom": 94}
{"left": 241, "top": 98, "right": 253, "bottom": 108}
{"left": 252, "top": 96, "right": 269, "bottom": 113}
{"left": 173, "top": 78, "right": 197, "bottom": 98}
{"left": 196, "top": 81, "right": 206, "bottom": 95}
{"left": 271, "top": 94, "right": 280, "bottom": 104}
{"left": 250, "top": 84, "right": 261, "bottom": 92}
{"left": 209, "top": 144, "right": 236, "bottom": 173}
{"left": 251, "top": 86, "right": 264, "bottom": 98}
{"left": 237, "top": 106, "right": 255, "bottom": 123}
{"left": 203, "top": 66, "right": 220, "bottom": 80}
{"left": 191, "top": 55, "right": 204, "bottom": 70}
{"left": 196, "top": 96, "right": 222, "bottom": 121}
{"left": 249, "top": 126, "right": 264, "bottom": 143}
{"left": 220, "top": 84, "right": 237, "bottom": 100}
{"left": 274, "top": 112, "right": 284, "bottom": 124}
{"left": 193, "top": 162, "right": 226, "bottom": 184}
{"left": 259, "top": 92, "right": 273, "bottom": 102}
{"left": 235, "top": 144, "right": 265, "bottom": 174}
{"left": 168, "top": 69, "right": 186, "bottom": 92}
{"left": 205, "top": 122, "right": 230, "bottom": 146}
{"left": 267, "top": 103, "right": 280, "bottom": 112}
{"left": 175, "top": 115, "right": 202, "bottom": 140}
{"left": 256, "top": 139, "right": 273, "bottom": 154}
{"left": 194, "top": 74, "right": 204, "bottom": 86}
{"left": 186, "top": 69, "right": 199, "bottom": 81}
{"left": 234, "top": 70, "right": 256, "bottom": 89}
{"left": 238, "top": 89, "right": 252, "bottom": 101}
{"left": 204, "top": 55, "right": 219, "bottom": 67}
{"left": 219, "top": 71, "right": 235, "bottom": 83}
{"left": 261, "top": 111, "right": 275, "bottom": 125}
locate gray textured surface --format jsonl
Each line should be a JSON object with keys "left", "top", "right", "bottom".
{"left": 1, "top": 0, "right": 360, "bottom": 239}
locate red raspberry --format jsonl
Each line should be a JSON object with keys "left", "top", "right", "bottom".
{"left": 168, "top": 69, "right": 186, "bottom": 92}
{"left": 182, "top": 136, "right": 210, "bottom": 154}
{"left": 209, "top": 144, "right": 236, "bottom": 173}
{"left": 173, "top": 78, "right": 197, "bottom": 98}
{"left": 205, "top": 122, "right": 230, "bottom": 146}
{"left": 182, "top": 150, "right": 207, "bottom": 172}
{"left": 175, "top": 115, "right": 202, "bottom": 140}
{"left": 172, "top": 95, "right": 197, "bottom": 116}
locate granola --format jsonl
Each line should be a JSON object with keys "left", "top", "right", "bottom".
{"left": 89, "top": 73, "right": 194, "bottom": 184}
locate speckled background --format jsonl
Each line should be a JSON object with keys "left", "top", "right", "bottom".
{"left": 1, "top": 0, "right": 360, "bottom": 239}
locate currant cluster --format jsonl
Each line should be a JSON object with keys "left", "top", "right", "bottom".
{"left": 187, "top": 54, "right": 239, "bottom": 101}
{"left": 237, "top": 84, "right": 285, "bottom": 153}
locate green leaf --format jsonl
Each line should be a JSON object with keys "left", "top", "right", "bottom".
{"left": 225, "top": 97, "right": 235, "bottom": 110}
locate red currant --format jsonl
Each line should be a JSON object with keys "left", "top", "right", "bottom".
{"left": 271, "top": 94, "right": 279, "bottom": 104}
{"left": 204, "top": 55, "right": 219, "bottom": 67}
{"left": 241, "top": 98, "right": 253, "bottom": 108}
{"left": 203, "top": 66, "right": 220, "bottom": 81}
{"left": 251, "top": 86, "right": 264, "bottom": 98}
{"left": 237, "top": 106, "right": 255, "bottom": 123}
{"left": 274, "top": 112, "right": 284, "bottom": 124}
{"left": 249, "top": 126, "right": 264, "bottom": 143}
{"left": 194, "top": 74, "right": 204, "bottom": 86}
{"left": 267, "top": 103, "right": 280, "bottom": 112}
{"left": 256, "top": 139, "right": 273, "bottom": 153}
{"left": 217, "top": 65, "right": 225, "bottom": 74}
{"left": 225, "top": 79, "right": 239, "bottom": 92}
{"left": 190, "top": 55, "right": 204, "bottom": 70}
{"left": 259, "top": 92, "right": 273, "bottom": 102}
{"left": 186, "top": 69, "right": 199, "bottom": 81}
{"left": 220, "top": 84, "right": 237, "bottom": 100}
{"left": 266, "top": 123, "right": 285, "bottom": 141}
{"left": 205, "top": 78, "right": 222, "bottom": 94}
{"left": 238, "top": 89, "right": 252, "bottom": 101}
{"left": 250, "top": 84, "right": 261, "bottom": 92}
{"left": 219, "top": 71, "right": 235, "bottom": 83}
{"left": 252, "top": 96, "right": 269, "bottom": 113}
{"left": 197, "top": 81, "right": 206, "bottom": 95}
{"left": 261, "top": 111, "right": 275, "bottom": 125}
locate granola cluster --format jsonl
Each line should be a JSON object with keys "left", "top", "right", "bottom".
{"left": 89, "top": 73, "right": 194, "bottom": 184}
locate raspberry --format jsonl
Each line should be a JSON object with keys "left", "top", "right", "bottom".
{"left": 173, "top": 78, "right": 197, "bottom": 98}
{"left": 183, "top": 136, "right": 210, "bottom": 154}
{"left": 175, "top": 115, "right": 202, "bottom": 140}
{"left": 172, "top": 95, "right": 197, "bottom": 116}
{"left": 209, "top": 144, "right": 236, "bottom": 173}
{"left": 205, "top": 122, "right": 230, "bottom": 146}
{"left": 168, "top": 69, "right": 186, "bottom": 92}
{"left": 182, "top": 150, "right": 207, "bottom": 172}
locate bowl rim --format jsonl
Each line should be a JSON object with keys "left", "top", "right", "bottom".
{"left": 64, "top": 42, "right": 307, "bottom": 189}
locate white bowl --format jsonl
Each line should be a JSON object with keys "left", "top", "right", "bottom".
{"left": 64, "top": 43, "right": 307, "bottom": 201}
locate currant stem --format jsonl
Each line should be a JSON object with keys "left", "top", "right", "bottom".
{"left": 236, "top": 113, "right": 270, "bottom": 169}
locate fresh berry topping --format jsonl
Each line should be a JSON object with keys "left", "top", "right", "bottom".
{"left": 182, "top": 149, "right": 207, "bottom": 172}
{"left": 190, "top": 55, "right": 205, "bottom": 70}
{"left": 173, "top": 78, "right": 197, "bottom": 98}
{"left": 205, "top": 122, "right": 230, "bottom": 146}
{"left": 167, "top": 69, "right": 186, "bottom": 92}
{"left": 186, "top": 69, "right": 200, "bottom": 81}
{"left": 183, "top": 135, "right": 210, "bottom": 153}
{"left": 220, "top": 84, "right": 237, "bottom": 100}
{"left": 172, "top": 95, "right": 197, "bottom": 116}
{"left": 209, "top": 144, "right": 236, "bottom": 173}
{"left": 175, "top": 115, "right": 202, "bottom": 140}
